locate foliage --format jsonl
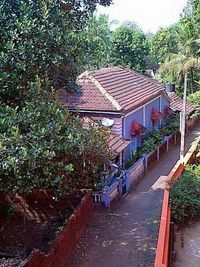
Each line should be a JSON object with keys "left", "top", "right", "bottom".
{"left": 0, "top": 204, "right": 14, "bottom": 220}
{"left": 0, "top": 0, "right": 112, "bottom": 101}
{"left": 161, "top": 114, "right": 180, "bottom": 136}
{"left": 170, "top": 164, "right": 200, "bottom": 226}
{"left": 159, "top": 23, "right": 200, "bottom": 95}
{"left": 150, "top": 26, "right": 179, "bottom": 64}
{"left": 187, "top": 91, "right": 200, "bottom": 105}
{"left": 80, "top": 19, "right": 150, "bottom": 72}
{"left": 137, "top": 130, "right": 164, "bottom": 155}
{"left": 110, "top": 25, "right": 149, "bottom": 71}
{"left": 0, "top": 0, "right": 113, "bottom": 196}
{"left": 94, "top": 174, "right": 116, "bottom": 191}
{"left": 80, "top": 14, "right": 111, "bottom": 70}
{"left": 181, "top": 0, "right": 200, "bottom": 38}
{"left": 138, "top": 137, "right": 156, "bottom": 155}
{"left": 189, "top": 108, "right": 200, "bottom": 119}
{"left": 0, "top": 87, "right": 110, "bottom": 195}
{"left": 148, "top": 130, "right": 164, "bottom": 145}
{"left": 125, "top": 151, "right": 138, "bottom": 169}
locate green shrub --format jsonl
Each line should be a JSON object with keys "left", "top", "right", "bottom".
{"left": 189, "top": 108, "right": 200, "bottom": 119}
{"left": 125, "top": 151, "right": 138, "bottom": 169}
{"left": 187, "top": 91, "right": 200, "bottom": 105}
{"left": 138, "top": 137, "right": 156, "bottom": 155}
{"left": 149, "top": 129, "right": 164, "bottom": 145}
{"left": 170, "top": 165, "right": 200, "bottom": 226}
{"left": 0, "top": 88, "right": 110, "bottom": 195}
{"left": 161, "top": 114, "right": 180, "bottom": 136}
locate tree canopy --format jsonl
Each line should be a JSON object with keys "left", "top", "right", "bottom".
{"left": 0, "top": 87, "right": 110, "bottom": 194}
{"left": 110, "top": 25, "right": 149, "bottom": 71}
{"left": 0, "top": 0, "right": 112, "bottom": 102}
{"left": 80, "top": 14, "right": 111, "bottom": 70}
{"left": 78, "top": 16, "right": 151, "bottom": 72}
{"left": 0, "top": 0, "right": 112, "bottom": 195}
{"left": 150, "top": 26, "right": 179, "bottom": 64}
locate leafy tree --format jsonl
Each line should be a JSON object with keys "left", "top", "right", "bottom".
{"left": 187, "top": 91, "right": 200, "bottom": 104}
{"left": 150, "top": 26, "right": 179, "bottom": 64}
{"left": 80, "top": 14, "right": 111, "bottom": 70}
{"left": 160, "top": 23, "right": 200, "bottom": 157}
{"left": 110, "top": 25, "right": 149, "bottom": 71}
{"left": 180, "top": 0, "right": 200, "bottom": 94}
{"left": 181, "top": 0, "right": 200, "bottom": 38}
{"left": 0, "top": 0, "right": 112, "bottom": 102}
{"left": 121, "top": 20, "right": 140, "bottom": 30}
{"left": 0, "top": 87, "right": 110, "bottom": 195}
{"left": 159, "top": 23, "right": 200, "bottom": 93}
{"left": 0, "top": 0, "right": 113, "bottom": 195}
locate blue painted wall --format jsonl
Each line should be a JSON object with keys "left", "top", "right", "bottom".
{"left": 160, "top": 94, "right": 170, "bottom": 126}
{"left": 145, "top": 98, "right": 160, "bottom": 129}
{"left": 161, "top": 94, "right": 170, "bottom": 112}
{"left": 122, "top": 94, "right": 170, "bottom": 162}
{"left": 123, "top": 108, "right": 143, "bottom": 160}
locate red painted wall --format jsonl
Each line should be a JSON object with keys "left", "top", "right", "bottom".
{"left": 21, "top": 192, "right": 93, "bottom": 267}
{"left": 154, "top": 137, "right": 198, "bottom": 267}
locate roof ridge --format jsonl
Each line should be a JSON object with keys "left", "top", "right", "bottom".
{"left": 119, "top": 66, "right": 165, "bottom": 87}
{"left": 86, "top": 72, "right": 122, "bottom": 111}
{"left": 78, "top": 70, "right": 90, "bottom": 79}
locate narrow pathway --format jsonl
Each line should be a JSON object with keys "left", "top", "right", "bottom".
{"left": 67, "top": 126, "right": 200, "bottom": 267}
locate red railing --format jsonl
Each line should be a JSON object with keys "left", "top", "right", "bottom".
{"left": 154, "top": 190, "right": 171, "bottom": 267}
{"left": 154, "top": 138, "right": 199, "bottom": 267}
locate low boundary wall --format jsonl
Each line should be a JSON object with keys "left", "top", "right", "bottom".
{"left": 154, "top": 137, "right": 199, "bottom": 267}
{"left": 21, "top": 192, "right": 93, "bottom": 267}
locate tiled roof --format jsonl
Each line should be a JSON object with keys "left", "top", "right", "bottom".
{"left": 108, "top": 132, "right": 131, "bottom": 154}
{"left": 82, "top": 117, "right": 131, "bottom": 154}
{"left": 167, "top": 92, "right": 196, "bottom": 115}
{"left": 59, "top": 67, "right": 167, "bottom": 113}
{"left": 59, "top": 78, "right": 115, "bottom": 111}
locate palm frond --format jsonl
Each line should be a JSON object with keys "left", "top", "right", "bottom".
{"left": 183, "top": 57, "right": 200, "bottom": 71}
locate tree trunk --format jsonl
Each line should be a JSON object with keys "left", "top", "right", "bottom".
{"left": 180, "top": 72, "right": 187, "bottom": 160}
{"left": 191, "top": 68, "right": 194, "bottom": 94}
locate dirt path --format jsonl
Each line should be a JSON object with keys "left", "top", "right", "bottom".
{"left": 67, "top": 126, "right": 200, "bottom": 267}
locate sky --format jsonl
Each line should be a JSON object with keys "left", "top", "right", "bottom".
{"left": 97, "top": 0, "right": 188, "bottom": 33}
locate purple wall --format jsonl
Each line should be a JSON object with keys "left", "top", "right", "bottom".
{"left": 123, "top": 95, "right": 170, "bottom": 162}
{"left": 124, "top": 108, "right": 143, "bottom": 139}
{"left": 123, "top": 108, "right": 143, "bottom": 160}
{"left": 161, "top": 94, "right": 170, "bottom": 112}
{"left": 160, "top": 94, "right": 170, "bottom": 127}
{"left": 145, "top": 98, "right": 160, "bottom": 129}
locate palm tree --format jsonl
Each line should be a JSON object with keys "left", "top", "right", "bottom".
{"left": 160, "top": 24, "right": 200, "bottom": 159}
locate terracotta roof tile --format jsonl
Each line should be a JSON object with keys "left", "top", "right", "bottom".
{"left": 167, "top": 92, "right": 196, "bottom": 115}
{"left": 91, "top": 67, "right": 165, "bottom": 112}
{"left": 59, "top": 67, "right": 167, "bottom": 113}
{"left": 59, "top": 77, "right": 115, "bottom": 111}
{"left": 82, "top": 117, "right": 131, "bottom": 154}
{"left": 108, "top": 132, "right": 131, "bottom": 154}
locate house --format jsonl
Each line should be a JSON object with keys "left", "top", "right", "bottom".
{"left": 167, "top": 91, "right": 196, "bottom": 116}
{"left": 165, "top": 83, "right": 196, "bottom": 116}
{"left": 165, "top": 84, "right": 198, "bottom": 130}
{"left": 59, "top": 66, "right": 170, "bottom": 163}
{"left": 82, "top": 116, "right": 131, "bottom": 166}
